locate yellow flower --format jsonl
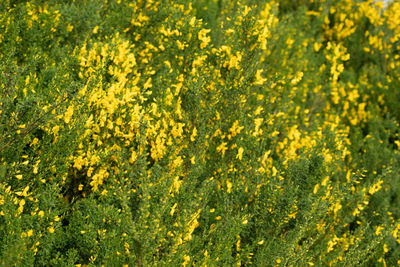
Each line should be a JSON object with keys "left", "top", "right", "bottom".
{"left": 52, "top": 125, "right": 60, "bottom": 135}
{"left": 129, "top": 151, "right": 137, "bottom": 164}
{"left": 143, "top": 77, "right": 152, "bottom": 89}
{"left": 183, "top": 255, "right": 190, "bottom": 267}
{"left": 190, "top": 127, "right": 197, "bottom": 142}
{"left": 229, "top": 120, "right": 244, "bottom": 137}
{"left": 198, "top": 28, "right": 211, "bottom": 49}
{"left": 64, "top": 105, "right": 74, "bottom": 124}
{"left": 236, "top": 147, "right": 244, "bottom": 160}
{"left": 92, "top": 26, "right": 99, "bottom": 34}
{"left": 184, "top": 210, "right": 201, "bottom": 241}
{"left": 15, "top": 185, "right": 30, "bottom": 197}
{"left": 290, "top": 71, "right": 304, "bottom": 85}
{"left": 227, "top": 180, "right": 233, "bottom": 193}
{"left": 321, "top": 176, "right": 329, "bottom": 186}
{"left": 375, "top": 225, "right": 384, "bottom": 236}
{"left": 27, "top": 229, "right": 33, "bottom": 237}
{"left": 30, "top": 138, "right": 39, "bottom": 146}
{"left": 313, "top": 184, "right": 319, "bottom": 194}
{"left": 176, "top": 40, "right": 186, "bottom": 50}
{"left": 170, "top": 203, "right": 178, "bottom": 216}
{"left": 253, "top": 118, "right": 264, "bottom": 136}
{"left": 369, "top": 180, "right": 383, "bottom": 195}
{"left": 216, "top": 142, "right": 228, "bottom": 156}
{"left": 253, "top": 69, "right": 267, "bottom": 85}
{"left": 314, "top": 42, "right": 322, "bottom": 52}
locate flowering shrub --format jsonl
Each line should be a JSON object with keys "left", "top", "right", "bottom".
{"left": 0, "top": 0, "right": 400, "bottom": 265}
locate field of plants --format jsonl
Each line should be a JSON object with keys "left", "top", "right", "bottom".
{"left": 0, "top": 0, "right": 400, "bottom": 265}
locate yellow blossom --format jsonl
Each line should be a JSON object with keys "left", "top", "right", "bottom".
{"left": 52, "top": 125, "right": 60, "bottom": 135}
{"left": 217, "top": 142, "right": 228, "bottom": 156}
{"left": 227, "top": 180, "right": 233, "bottom": 193}
{"left": 92, "top": 26, "right": 99, "bottom": 34}
{"left": 313, "top": 184, "right": 319, "bottom": 194}
{"left": 64, "top": 105, "right": 74, "bottom": 124}
{"left": 375, "top": 225, "right": 384, "bottom": 236}
{"left": 253, "top": 69, "right": 267, "bottom": 85}
{"left": 27, "top": 229, "right": 33, "bottom": 237}
{"left": 198, "top": 28, "right": 211, "bottom": 49}
{"left": 191, "top": 127, "right": 197, "bottom": 142}
{"left": 369, "top": 180, "right": 383, "bottom": 195}
{"left": 183, "top": 255, "right": 190, "bottom": 267}
{"left": 236, "top": 147, "right": 244, "bottom": 160}
{"left": 170, "top": 203, "right": 178, "bottom": 216}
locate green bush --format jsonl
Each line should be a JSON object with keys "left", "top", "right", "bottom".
{"left": 0, "top": 0, "right": 400, "bottom": 265}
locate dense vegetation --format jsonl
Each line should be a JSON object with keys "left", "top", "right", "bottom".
{"left": 0, "top": 0, "right": 400, "bottom": 265}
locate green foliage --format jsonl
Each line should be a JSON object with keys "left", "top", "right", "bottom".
{"left": 0, "top": 0, "right": 400, "bottom": 266}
